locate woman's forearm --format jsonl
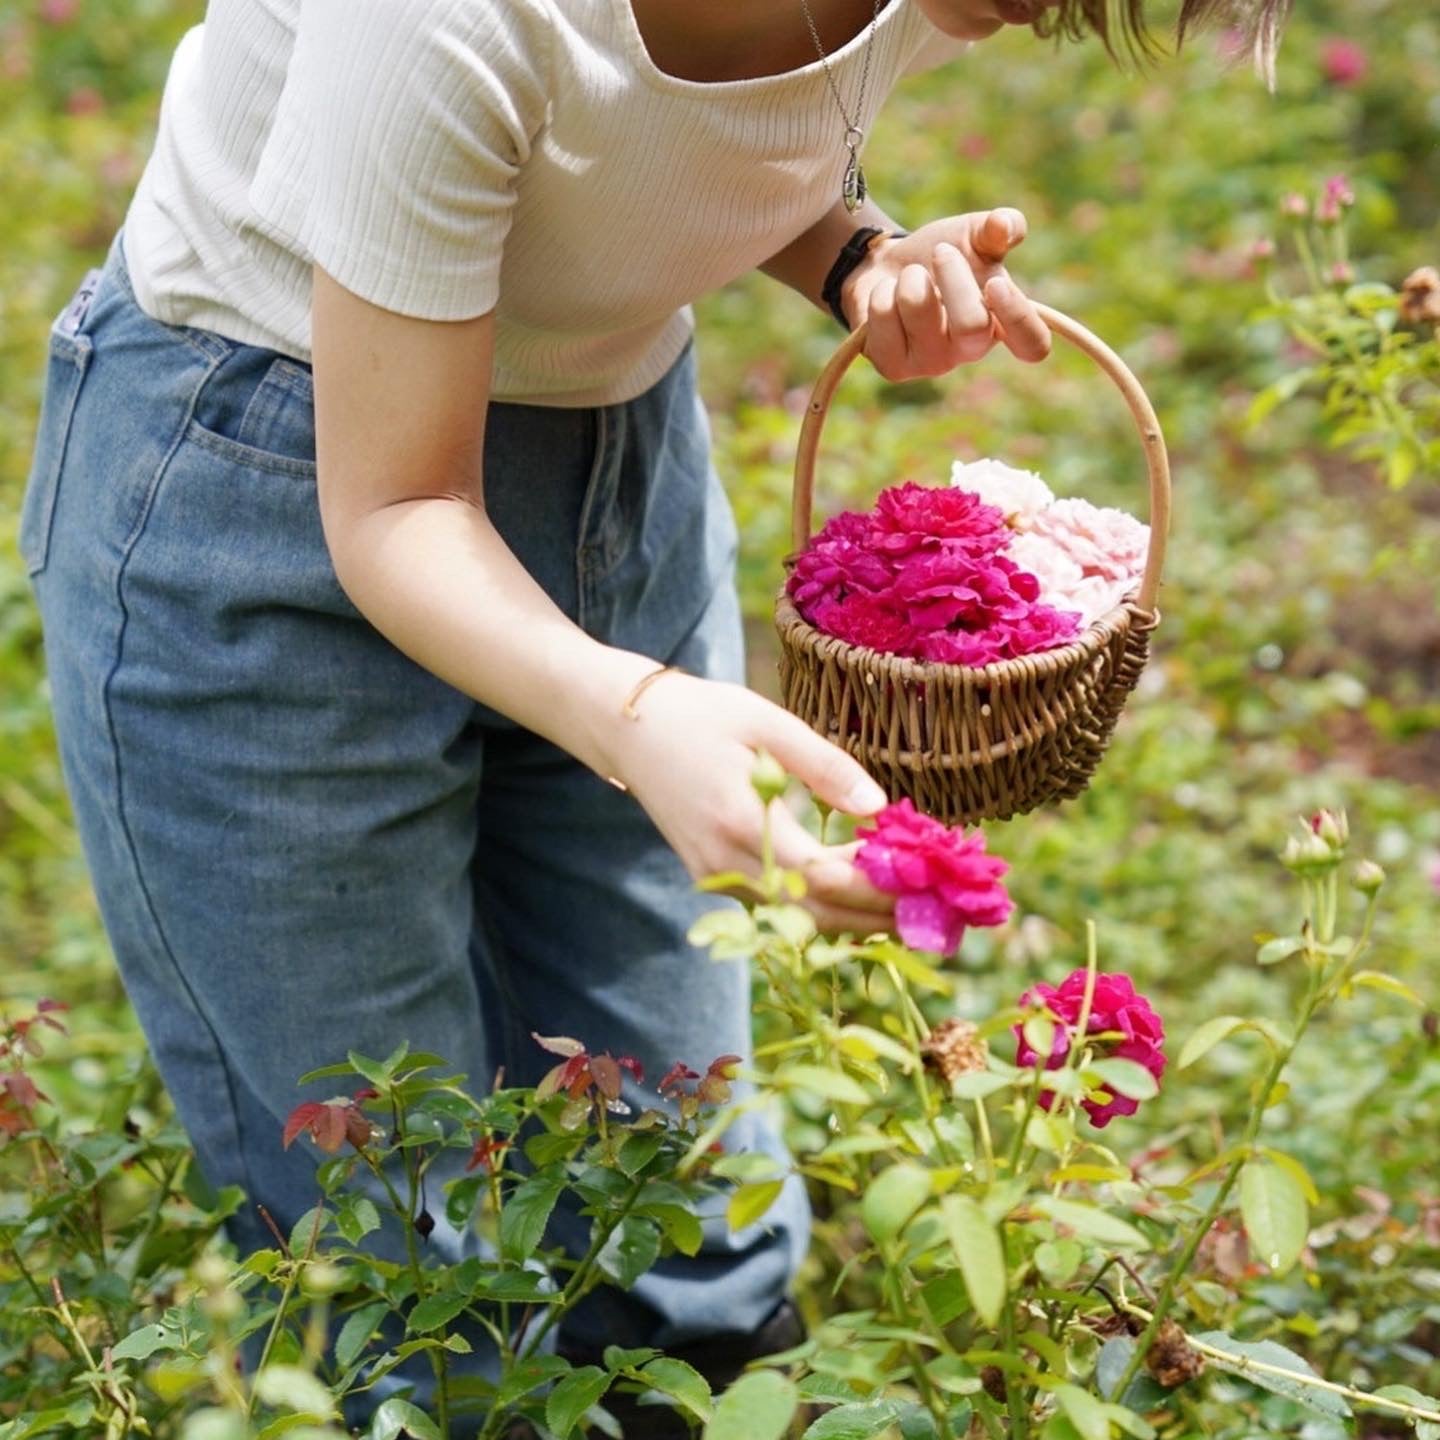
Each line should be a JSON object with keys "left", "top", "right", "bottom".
{"left": 327, "top": 494, "right": 657, "bottom": 779}
{"left": 759, "top": 195, "right": 903, "bottom": 315}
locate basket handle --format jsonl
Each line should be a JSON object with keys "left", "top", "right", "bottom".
{"left": 791, "top": 304, "right": 1172, "bottom": 616}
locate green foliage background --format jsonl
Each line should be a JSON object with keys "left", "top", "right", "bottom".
{"left": 1, "top": 0, "right": 1438, "bottom": 1421}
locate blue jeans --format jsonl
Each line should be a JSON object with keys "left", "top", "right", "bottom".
{"left": 20, "top": 238, "right": 808, "bottom": 1406}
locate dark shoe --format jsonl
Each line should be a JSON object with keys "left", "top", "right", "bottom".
{"left": 557, "top": 1300, "right": 806, "bottom": 1438}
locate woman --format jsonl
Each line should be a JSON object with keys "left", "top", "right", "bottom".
{"left": 19, "top": 0, "right": 1281, "bottom": 1430}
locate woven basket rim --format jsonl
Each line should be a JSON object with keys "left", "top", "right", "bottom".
{"left": 775, "top": 588, "right": 1158, "bottom": 686}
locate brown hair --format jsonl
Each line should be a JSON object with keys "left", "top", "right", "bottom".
{"left": 1035, "top": 0, "right": 1294, "bottom": 83}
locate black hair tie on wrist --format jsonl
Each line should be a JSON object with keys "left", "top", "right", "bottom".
{"left": 821, "top": 226, "right": 908, "bottom": 330}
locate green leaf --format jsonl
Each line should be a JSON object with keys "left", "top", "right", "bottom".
{"left": 940, "top": 1194, "right": 1006, "bottom": 1328}
{"left": 1347, "top": 970, "right": 1425, "bottom": 1007}
{"left": 369, "top": 1397, "right": 443, "bottom": 1440}
{"left": 546, "top": 1366, "right": 612, "bottom": 1439}
{"left": 500, "top": 1173, "right": 564, "bottom": 1262}
{"left": 407, "top": 1290, "right": 469, "bottom": 1334}
{"left": 1257, "top": 935, "right": 1306, "bottom": 966}
{"left": 861, "top": 1162, "right": 931, "bottom": 1243}
{"left": 1034, "top": 1198, "right": 1149, "bottom": 1249}
{"left": 1239, "top": 1159, "right": 1308, "bottom": 1274}
{"left": 496, "top": 1354, "right": 573, "bottom": 1404}
{"left": 617, "top": 1131, "right": 666, "bottom": 1176}
{"left": 703, "top": 1371, "right": 798, "bottom": 1440}
{"left": 779, "top": 1064, "right": 872, "bottom": 1106}
{"left": 1371, "top": 1386, "right": 1440, "bottom": 1440}
{"left": 1085, "top": 1058, "right": 1159, "bottom": 1102}
{"left": 253, "top": 1365, "right": 338, "bottom": 1419}
{"left": 346, "top": 1050, "right": 392, "bottom": 1088}
{"left": 947, "top": 1072, "right": 1013, "bottom": 1100}
{"left": 802, "top": 1399, "right": 903, "bottom": 1437}
{"left": 728, "top": 1180, "right": 785, "bottom": 1232}
{"left": 1177, "top": 1015, "right": 1286, "bottom": 1070}
{"left": 335, "top": 1195, "right": 381, "bottom": 1245}
{"left": 638, "top": 1357, "right": 714, "bottom": 1421}
{"left": 640, "top": 1202, "right": 704, "bottom": 1256}
{"left": 1056, "top": 1383, "right": 1112, "bottom": 1440}
{"left": 1191, "top": 1332, "right": 1350, "bottom": 1417}
{"left": 1258, "top": 1147, "right": 1320, "bottom": 1205}
{"left": 110, "top": 1322, "right": 178, "bottom": 1362}
{"left": 598, "top": 1215, "right": 662, "bottom": 1290}
{"left": 335, "top": 1302, "right": 389, "bottom": 1369}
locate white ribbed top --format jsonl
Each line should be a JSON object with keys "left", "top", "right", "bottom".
{"left": 124, "top": 0, "right": 963, "bottom": 405}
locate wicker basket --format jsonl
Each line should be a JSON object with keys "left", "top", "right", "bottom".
{"left": 775, "top": 304, "right": 1172, "bottom": 826}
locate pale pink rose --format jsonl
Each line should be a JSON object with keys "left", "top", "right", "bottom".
{"left": 1028, "top": 498, "right": 1149, "bottom": 585}
{"left": 1008, "top": 533, "right": 1133, "bottom": 625}
{"left": 949, "top": 458, "right": 1055, "bottom": 528}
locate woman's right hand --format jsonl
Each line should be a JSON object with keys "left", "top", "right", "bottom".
{"left": 598, "top": 671, "right": 898, "bottom": 936}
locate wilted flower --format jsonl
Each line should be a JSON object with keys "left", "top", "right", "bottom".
{"left": 1014, "top": 970, "right": 1166, "bottom": 1127}
{"left": 1399, "top": 268, "right": 1440, "bottom": 328}
{"left": 922, "top": 1018, "right": 990, "bottom": 1085}
{"left": 856, "top": 800, "right": 1012, "bottom": 955}
{"left": 1319, "top": 37, "right": 1368, "bottom": 86}
{"left": 1145, "top": 1319, "right": 1206, "bottom": 1387}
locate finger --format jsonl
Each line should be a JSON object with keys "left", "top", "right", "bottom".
{"left": 893, "top": 263, "right": 947, "bottom": 371}
{"left": 971, "top": 207, "right": 1028, "bottom": 266}
{"left": 932, "top": 242, "right": 996, "bottom": 363}
{"left": 770, "top": 808, "right": 894, "bottom": 915}
{"left": 754, "top": 707, "right": 888, "bottom": 817}
{"left": 862, "top": 274, "right": 909, "bottom": 381}
{"left": 984, "top": 273, "right": 1051, "bottom": 363}
{"left": 808, "top": 902, "right": 895, "bottom": 940}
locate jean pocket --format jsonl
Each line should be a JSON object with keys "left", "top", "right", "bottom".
{"left": 19, "top": 317, "right": 93, "bottom": 577}
{"left": 187, "top": 350, "right": 318, "bottom": 480}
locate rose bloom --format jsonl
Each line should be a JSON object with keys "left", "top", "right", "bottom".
{"left": 949, "top": 457, "right": 1055, "bottom": 528}
{"left": 856, "top": 800, "right": 1012, "bottom": 954}
{"left": 787, "top": 511, "right": 894, "bottom": 614}
{"left": 894, "top": 548, "right": 1037, "bottom": 632}
{"left": 1027, "top": 498, "right": 1149, "bottom": 587}
{"left": 870, "top": 482, "right": 1010, "bottom": 558}
{"left": 1319, "top": 38, "right": 1368, "bottom": 86}
{"left": 810, "top": 592, "right": 920, "bottom": 655}
{"left": 1014, "top": 970, "right": 1166, "bottom": 1127}
{"left": 1008, "top": 532, "right": 1132, "bottom": 626}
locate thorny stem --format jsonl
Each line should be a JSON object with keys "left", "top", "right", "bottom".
{"left": 1116, "top": 1299, "right": 1440, "bottom": 1425}
{"left": 246, "top": 1191, "right": 325, "bottom": 1421}
{"left": 1111, "top": 887, "right": 1376, "bottom": 1399}
{"left": 882, "top": 1243, "right": 958, "bottom": 1440}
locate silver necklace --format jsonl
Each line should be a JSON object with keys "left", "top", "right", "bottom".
{"left": 798, "top": 0, "right": 885, "bottom": 212}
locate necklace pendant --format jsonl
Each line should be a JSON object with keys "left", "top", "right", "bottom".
{"left": 843, "top": 151, "right": 866, "bottom": 213}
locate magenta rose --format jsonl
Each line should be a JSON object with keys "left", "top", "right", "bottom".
{"left": 787, "top": 510, "right": 895, "bottom": 614}
{"left": 810, "top": 593, "right": 921, "bottom": 654}
{"left": 856, "top": 800, "right": 1013, "bottom": 955}
{"left": 1014, "top": 970, "right": 1166, "bottom": 1127}
{"left": 870, "top": 482, "right": 1010, "bottom": 559}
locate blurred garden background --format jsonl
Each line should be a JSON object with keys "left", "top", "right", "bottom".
{"left": 1, "top": 0, "right": 1438, "bottom": 1434}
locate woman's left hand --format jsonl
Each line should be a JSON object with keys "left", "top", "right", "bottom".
{"left": 843, "top": 207, "right": 1052, "bottom": 380}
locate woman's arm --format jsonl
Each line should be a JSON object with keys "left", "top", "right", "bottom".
{"left": 310, "top": 269, "right": 895, "bottom": 933}
{"left": 761, "top": 198, "right": 1052, "bottom": 377}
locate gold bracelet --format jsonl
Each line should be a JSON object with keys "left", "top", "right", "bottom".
{"left": 621, "top": 663, "right": 681, "bottom": 721}
{"left": 603, "top": 664, "right": 683, "bottom": 793}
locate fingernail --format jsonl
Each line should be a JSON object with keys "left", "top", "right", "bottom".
{"left": 846, "top": 778, "right": 889, "bottom": 813}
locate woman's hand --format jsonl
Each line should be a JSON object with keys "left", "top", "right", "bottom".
{"left": 843, "top": 207, "right": 1052, "bottom": 380}
{"left": 597, "top": 672, "right": 897, "bottom": 937}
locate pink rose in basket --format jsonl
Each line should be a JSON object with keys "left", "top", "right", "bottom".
{"left": 1028, "top": 498, "right": 1149, "bottom": 586}
{"left": 949, "top": 457, "right": 1055, "bottom": 528}
{"left": 894, "top": 548, "right": 1038, "bottom": 632}
{"left": 1008, "top": 532, "right": 1133, "bottom": 627}
{"left": 856, "top": 800, "right": 1013, "bottom": 955}
{"left": 787, "top": 511, "right": 895, "bottom": 612}
{"left": 1014, "top": 969, "right": 1166, "bottom": 1127}
{"left": 870, "top": 482, "right": 1010, "bottom": 558}
{"left": 810, "top": 593, "right": 921, "bottom": 654}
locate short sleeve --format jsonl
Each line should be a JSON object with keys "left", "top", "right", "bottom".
{"left": 249, "top": 0, "right": 552, "bottom": 321}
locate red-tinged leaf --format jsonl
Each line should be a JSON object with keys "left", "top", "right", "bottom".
{"left": 3, "top": 1072, "right": 39, "bottom": 1106}
{"left": 617, "top": 1055, "right": 645, "bottom": 1084}
{"left": 590, "top": 1054, "right": 622, "bottom": 1101}
{"left": 532, "top": 1033, "right": 586, "bottom": 1058}
{"left": 344, "top": 1107, "right": 375, "bottom": 1151}
{"left": 283, "top": 1102, "right": 326, "bottom": 1150}
{"left": 37, "top": 999, "right": 68, "bottom": 1014}
{"left": 0, "top": 1098, "right": 30, "bottom": 1137}
{"left": 707, "top": 1055, "right": 743, "bottom": 1077}
{"left": 537, "top": 1062, "right": 566, "bottom": 1100}
{"left": 559, "top": 1054, "right": 592, "bottom": 1098}
{"left": 354, "top": 1087, "right": 381, "bottom": 1102}
{"left": 313, "top": 1104, "right": 349, "bottom": 1154}
{"left": 659, "top": 1062, "right": 699, "bottom": 1095}
{"left": 466, "top": 1135, "right": 510, "bottom": 1174}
